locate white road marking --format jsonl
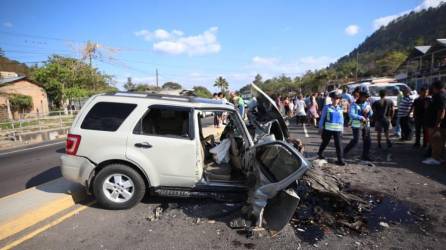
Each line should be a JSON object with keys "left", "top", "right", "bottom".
{"left": 303, "top": 124, "right": 309, "bottom": 138}
{"left": 0, "top": 141, "right": 65, "bottom": 157}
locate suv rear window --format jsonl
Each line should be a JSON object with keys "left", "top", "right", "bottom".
{"left": 134, "top": 107, "right": 191, "bottom": 139}
{"left": 81, "top": 102, "right": 137, "bottom": 131}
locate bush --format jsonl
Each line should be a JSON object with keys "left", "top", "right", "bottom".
{"left": 9, "top": 94, "right": 33, "bottom": 112}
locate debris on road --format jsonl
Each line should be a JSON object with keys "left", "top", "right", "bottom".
{"left": 145, "top": 205, "right": 164, "bottom": 221}
{"left": 193, "top": 218, "right": 201, "bottom": 224}
{"left": 312, "top": 159, "right": 328, "bottom": 168}
{"left": 379, "top": 222, "right": 389, "bottom": 228}
{"left": 289, "top": 164, "right": 432, "bottom": 243}
{"left": 140, "top": 165, "right": 432, "bottom": 245}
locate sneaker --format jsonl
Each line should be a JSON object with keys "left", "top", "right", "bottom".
{"left": 422, "top": 158, "right": 442, "bottom": 165}
{"left": 317, "top": 154, "right": 325, "bottom": 160}
{"left": 335, "top": 161, "right": 346, "bottom": 166}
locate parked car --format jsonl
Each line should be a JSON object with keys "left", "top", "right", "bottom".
{"left": 367, "top": 82, "right": 418, "bottom": 107}
{"left": 61, "top": 84, "right": 310, "bottom": 232}
{"left": 347, "top": 82, "right": 417, "bottom": 108}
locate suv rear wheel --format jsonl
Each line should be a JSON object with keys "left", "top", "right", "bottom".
{"left": 93, "top": 164, "right": 146, "bottom": 209}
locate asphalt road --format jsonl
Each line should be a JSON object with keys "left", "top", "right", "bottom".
{"left": 0, "top": 140, "right": 65, "bottom": 198}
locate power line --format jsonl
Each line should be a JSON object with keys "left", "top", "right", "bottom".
{"left": 156, "top": 68, "right": 159, "bottom": 87}
{"left": 0, "top": 30, "right": 84, "bottom": 43}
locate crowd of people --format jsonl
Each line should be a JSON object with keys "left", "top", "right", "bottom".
{"left": 211, "top": 92, "right": 245, "bottom": 128}
{"left": 273, "top": 80, "right": 446, "bottom": 166}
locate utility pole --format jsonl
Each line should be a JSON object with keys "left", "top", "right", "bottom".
{"left": 156, "top": 68, "right": 159, "bottom": 87}
{"left": 355, "top": 51, "right": 359, "bottom": 82}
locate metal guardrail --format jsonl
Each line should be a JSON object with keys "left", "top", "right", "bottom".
{"left": 0, "top": 110, "right": 79, "bottom": 138}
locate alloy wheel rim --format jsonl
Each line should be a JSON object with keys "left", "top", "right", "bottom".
{"left": 102, "top": 174, "right": 135, "bottom": 203}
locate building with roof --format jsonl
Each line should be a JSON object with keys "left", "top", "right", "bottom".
{"left": 0, "top": 75, "right": 49, "bottom": 120}
{"left": 396, "top": 39, "right": 446, "bottom": 90}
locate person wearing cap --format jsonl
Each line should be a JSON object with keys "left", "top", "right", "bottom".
{"left": 317, "top": 91, "right": 345, "bottom": 166}
{"left": 344, "top": 89, "right": 373, "bottom": 161}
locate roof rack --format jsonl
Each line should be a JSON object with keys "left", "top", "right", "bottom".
{"left": 108, "top": 92, "right": 230, "bottom": 105}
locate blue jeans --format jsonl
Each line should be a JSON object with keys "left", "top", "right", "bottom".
{"left": 394, "top": 117, "right": 401, "bottom": 136}
{"left": 344, "top": 127, "right": 371, "bottom": 159}
{"left": 238, "top": 106, "right": 245, "bottom": 118}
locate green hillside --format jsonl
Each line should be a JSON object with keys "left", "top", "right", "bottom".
{"left": 251, "top": 3, "right": 446, "bottom": 95}
{"left": 0, "top": 48, "right": 30, "bottom": 77}
{"left": 334, "top": 3, "right": 446, "bottom": 77}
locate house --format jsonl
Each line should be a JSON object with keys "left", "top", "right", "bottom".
{"left": 396, "top": 39, "right": 446, "bottom": 90}
{"left": 0, "top": 75, "right": 49, "bottom": 120}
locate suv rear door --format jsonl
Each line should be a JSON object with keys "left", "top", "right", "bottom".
{"left": 126, "top": 105, "right": 198, "bottom": 187}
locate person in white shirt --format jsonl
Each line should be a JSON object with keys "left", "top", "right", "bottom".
{"left": 295, "top": 95, "right": 307, "bottom": 126}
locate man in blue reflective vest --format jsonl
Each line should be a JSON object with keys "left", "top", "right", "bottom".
{"left": 318, "top": 91, "right": 345, "bottom": 166}
{"left": 344, "top": 89, "right": 373, "bottom": 161}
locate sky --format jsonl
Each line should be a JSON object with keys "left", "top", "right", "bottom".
{"left": 0, "top": 0, "right": 445, "bottom": 91}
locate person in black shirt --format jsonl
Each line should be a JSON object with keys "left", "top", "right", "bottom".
{"left": 422, "top": 80, "right": 446, "bottom": 165}
{"left": 412, "top": 88, "right": 431, "bottom": 148}
{"left": 372, "top": 89, "right": 393, "bottom": 149}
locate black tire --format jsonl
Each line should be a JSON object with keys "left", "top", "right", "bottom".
{"left": 93, "top": 164, "right": 146, "bottom": 210}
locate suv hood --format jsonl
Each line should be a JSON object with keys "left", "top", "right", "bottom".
{"left": 250, "top": 83, "right": 289, "bottom": 139}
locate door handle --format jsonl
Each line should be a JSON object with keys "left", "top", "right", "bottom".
{"left": 134, "top": 142, "right": 152, "bottom": 148}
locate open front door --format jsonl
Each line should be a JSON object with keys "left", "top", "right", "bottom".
{"left": 248, "top": 141, "right": 310, "bottom": 232}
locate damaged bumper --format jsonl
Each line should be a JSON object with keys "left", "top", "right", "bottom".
{"left": 60, "top": 154, "right": 95, "bottom": 186}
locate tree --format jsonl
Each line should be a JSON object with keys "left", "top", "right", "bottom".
{"left": 376, "top": 51, "right": 408, "bottom": 75}
{"left": 133, "top": 84, "right": 161, "bottom": 92}
{"left": 193, "top": 86, "right": 212, "bottom": 98}
{"left": 31, "top": 55, "right": 114, "bottom": 107}
{"left": 123, "top": 77, "right": 136, "bottom": 91}
{"left": 8, "top": 94, "right": 33, "bottom": 113}
{"left": 253, "top": 74, "right": 263, "bottom": 86}
{"left": 65, "top": 87, "right": 89, "bottom": 100}
{"left": 214, "top": 76, "right": 229, "bottom": 92}
{"left": 162, "top": 82, "right": 182, "bottom": 90}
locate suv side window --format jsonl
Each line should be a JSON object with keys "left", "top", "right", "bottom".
{"left": 134, "top": 106, "right": 192, "bottom": 139}
{"left": 385, "top": 86, "right": 399, "bottom": 96}
{"left": 81, "top": 102, "right": 137, "bottom": 131}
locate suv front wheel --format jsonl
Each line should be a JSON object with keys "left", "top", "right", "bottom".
{"left": 93, "top": 164, "right": 146, "bottom": 209}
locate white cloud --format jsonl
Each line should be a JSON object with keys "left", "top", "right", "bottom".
{"left": 414, "top": 0, "right": 446, "bottom": 10}
{"left": 135, "top": 26, "right": 221, "bottom": 56}
{"left": 153, "top": 29, "right": 171, "bottom": 40}
{"left": 345, "top": 24, "right": 360, "bottom": 36}
{"left": 373, "top": 0, "right": 446, "bottom": 30}
{"left": 252, "top": 56, "right": 279, "bottom": 66}
{"left": 2, "top": 21, "right": 13, "bottom": 28}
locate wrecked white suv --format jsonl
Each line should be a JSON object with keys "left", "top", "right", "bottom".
{"left": 61, "top": 83, "right": 310, "bottom": 232}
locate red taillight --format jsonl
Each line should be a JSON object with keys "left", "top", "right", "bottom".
{"left": 66, "top": 134, "right": 81, "bottom": 155}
